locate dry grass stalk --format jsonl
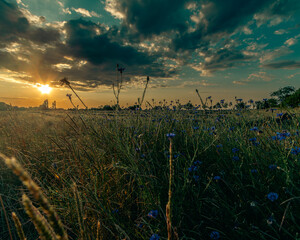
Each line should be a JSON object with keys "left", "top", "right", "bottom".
{"left": 12, "top": 212, "right": 27, "bottom": 240}
{"left": 0, "top": 153, "right": 68, "bottom": 240}
{"left": 22, "top": 194, "right": 58, "bottom": 240}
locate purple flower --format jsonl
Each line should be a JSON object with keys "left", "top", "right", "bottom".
{"left": 267, "top": 192, "right": 278, "bottom": 202}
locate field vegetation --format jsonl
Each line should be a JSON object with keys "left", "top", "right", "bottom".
{"left": 0, "top": 101, "right": 299, "bottom": 240}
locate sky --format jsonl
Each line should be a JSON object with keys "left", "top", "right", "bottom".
{"left": 0, "top": 0, "right": 299, "bottom": 108}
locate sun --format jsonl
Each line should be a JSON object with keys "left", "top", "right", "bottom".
{"left": 37, "top": 84, "right": 52, "bottom": 94}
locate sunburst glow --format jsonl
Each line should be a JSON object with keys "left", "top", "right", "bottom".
{"left": 37, "top": 84, "right": 52, "bottom": 94}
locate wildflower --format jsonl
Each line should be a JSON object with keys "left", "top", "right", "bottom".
{"left": 269, "top": 164, "right": 277, "bottom": 170}
{"left": 251, "top": 169, "right": 258, "bottom": 173}
{"left": 216, "top": 144, "right": 223, "bottom": 148}
{"left": 250, "top": 127, "right": 259, "bottom": 131}
{"left": 148, "top": 210, "right": 158, "bottom": 218}
{"left": 267, "top": 192, "right": 279, "bottom": 202}
{"left": 211, "top": 126, "right": 216, "bottom": 131}
{"left": 193, "top": 175, "right": 200, "bottom": 181}
{"left": 150, "top": 234, "right": 160, "bottom": 240}
{"left": 213, "top": 176, "right": 221, "bottom": 181}
{"left": 136, "top": 223, "right": 143, "bottom": 228}
{"left": 188, "top": 166, "right": 197, "bottom": 172}
{"left": 166, "top": 133, "right": 176, "bottom": 138}
{"left": 194, "top": 160, "right": 203, "bottom": 165}
{"left": 232, "top": 148, "right": 239, "bottom": 153}
{"left": 236, "top": 113, "right": 241, "bottom": 116}
{"left": 193, "top": 126, "right": 199, "bottom": 130}
{"left": 112, "top": 209, "right": 119, "bottom": 214}
{"left": 277, "top": 113, "right": 283, "bottom": 117}
{"left": 210, "top": 231, "right": 220, "bottom": 239}
{"left": 232, "top": 156, "right": 240, "bottom": 161}
{"left": 291, "top": 146, "right": 300, "bottom": 155}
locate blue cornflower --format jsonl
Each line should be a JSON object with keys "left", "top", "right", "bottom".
{"left": 193, "top": 175, "right": 200, "bottom": 181}
{"left": 148, "top": 210, "right": 158, "bottom": 218}
{"left": 193, "top": 126, "right": 199, "bottom": 130}
{"left": 211, "top": 126, "right": 216, "bottom": 131}
{"left": 216, "top": 144, "right": 223, "bottom": 148}
{"left": 249, "top": 137, "right": 257, "bottom": 142}
{"left": 232, "top": 156, "right": 240, "bottom": 161}
{"left": 277, "top": 113, "right": 283, "bottom": 117}
{"left": 236, "top": 113, "right": 241, "bottom": 116}
{"left": 232, "top": 147, "right": 239, "bottom": 153}
{"left": 194, "top": 160, "right": 203, "bottom": 165}
{"left": 291, "top": 146, "right": 300, "bottom": 155}
{"left": 251, "top": 169, "right": 258, "bottom": 173}
{"left": 150, "top": 234, "right": 160, "bottom": 240}
{"left": 250, "top": 127, "right": 259, "bottom": 131}
{"left": 269, "top": 164, "right": 277, "bottom": 170}
{"left": 166, "top": 133, "right": 176, "bottom": 138}
{"left": 210, "top": 231, "right": 220, "bottom": 239}
{"left": 112, "top": 209, "right": 119, "bottom": 214}
{"left": 188, "top": 165, "right": 197, "bottom": 172}
{"left": 229, "top": 127, "right": 234, "bottom": 131}
{"left": 213, "top": 176, "right": 221, "bottom": 180}
{"left": 267, "top": 192, "right": 279, "bottom": 202}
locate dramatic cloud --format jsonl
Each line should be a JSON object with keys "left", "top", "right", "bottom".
{"left": 190, "top": 48, "right": 254, "bottom": 75}
{"left": 105, "top": 0, "right": 190, "bottom": 38}
{"left": 0, "top": 0, "right": 60, "bottom": 44}
{"left": 261, "top": 60, "right": 300, "bottom": 69}
{"left": 0, "top": 0, "right": 299, "bottom": 93}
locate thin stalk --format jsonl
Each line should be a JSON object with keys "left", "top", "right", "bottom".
{"left": 0, "top": 195, "right": 13, "bottom": 240}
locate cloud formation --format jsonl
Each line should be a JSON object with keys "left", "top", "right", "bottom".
{"left": 261, "top": 60, "right": 300, "bottom": 69}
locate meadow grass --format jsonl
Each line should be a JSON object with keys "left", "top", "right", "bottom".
{"left": 0, "top": 107, "right": 299, "bottom": 240}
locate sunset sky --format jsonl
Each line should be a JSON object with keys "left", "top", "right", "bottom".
{"left": 0, "top": 0, "right": 299, "bottom": 108}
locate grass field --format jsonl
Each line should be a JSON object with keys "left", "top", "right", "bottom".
{"left": 0, "top": 108, "right": 299, "bottom": 240}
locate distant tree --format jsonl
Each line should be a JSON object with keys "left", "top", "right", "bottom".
{"left": 184, "top": 102, "right": 194, "bottom": 110}
{"left": 267, "top": 98, "right": 278, "bottom": 107}
{"left": 102, "top": 105, "right": 113, "bottom": 111}
{"left": 127, "top": 105, "right": 140, "bottom": 110}
{"left": 285, "top": 88, "right": 300, "bottom": 107}
{"left": 270, "top": 86, "right": 295, "bottom": 102}
{"left": 235, "top": 102, "right": 246, "bottom": 110}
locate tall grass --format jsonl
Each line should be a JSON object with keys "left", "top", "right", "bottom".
{"left": 0, "top": 106, "right": 299, "bottom": 239}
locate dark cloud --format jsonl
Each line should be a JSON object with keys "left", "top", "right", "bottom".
{"left": 64, "top": 19, "right": 154, "bottom": 66}
{"left": 109, "top": 0, "right": 190, "bottom": 38}
{"left": 191, "top": 48, "right": 254, "bottom": 74}
{"left": 172, "top": 0, "right": 275, "bottom": 51}
{"left": 261, "top": 60, "right": 300, "bottom": 69}
{"left": 0, "top": 0, "right": 60, "bottom": 44}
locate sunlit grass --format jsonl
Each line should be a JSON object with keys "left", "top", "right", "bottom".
{"left": 0, "top": 106, "right": 299, "bottom": 239}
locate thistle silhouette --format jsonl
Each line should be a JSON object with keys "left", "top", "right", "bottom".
{"left": 112, "top": 64, "right": 125, "bottom": 110}
{"left": 66, "top": 94, "right": 77, "bottom": 109}
{"left": 60, "top": 77, "right": 88, "bottom": 109}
